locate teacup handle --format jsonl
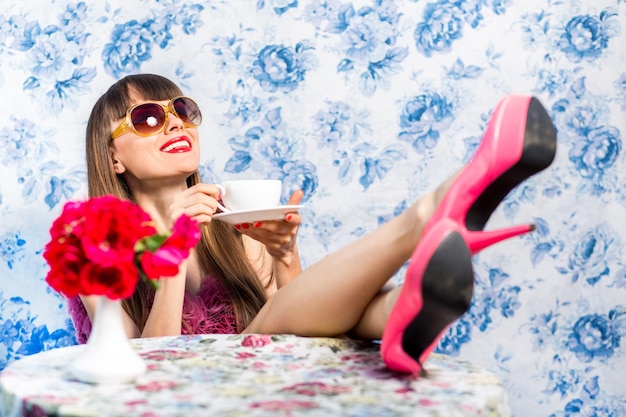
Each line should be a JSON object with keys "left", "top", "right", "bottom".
{"left": 215, "top": 184, "right": 230, "bottom": 213}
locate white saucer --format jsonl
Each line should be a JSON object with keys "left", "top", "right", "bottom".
{"left": 213, "top": 205, "right": 304, "bottom": 225}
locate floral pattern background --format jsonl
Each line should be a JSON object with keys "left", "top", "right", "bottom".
{"left": 0, "top": 1, "right": 625, "bottom": 416}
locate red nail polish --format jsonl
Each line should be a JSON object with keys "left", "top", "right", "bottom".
{"left": 242, "top": 223, "right": 249, "bottom": 229}
{"left": 254, "top": 222, "right": 262, "bottom": 228}
{"left": 234, "top": 224, "right": 241, "bottom": 229}
{"left": 285, "top": 214, "right": 292, "bottom": 221}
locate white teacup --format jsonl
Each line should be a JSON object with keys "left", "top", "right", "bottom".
{"left": 216, "top": 179, "right": 282, "bottom": 213}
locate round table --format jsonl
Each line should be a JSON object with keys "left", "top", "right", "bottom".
{"left": 0, "top": 334, "right": 511, "bottom": 416}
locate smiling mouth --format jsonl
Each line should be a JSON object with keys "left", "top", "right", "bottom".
{"left": 160, "top": 138, "right": 192, "bottom": 153}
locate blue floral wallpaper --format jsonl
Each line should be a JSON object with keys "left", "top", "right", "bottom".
{"left": 1, "top": 1, "right": 625, "bottom": 415}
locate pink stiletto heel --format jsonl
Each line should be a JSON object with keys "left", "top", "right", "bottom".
{"left": 465, "top": 223, "right": 535, "bottom": 253}
{"left": 381, "top": 94, "right": 557, "bottom": 375}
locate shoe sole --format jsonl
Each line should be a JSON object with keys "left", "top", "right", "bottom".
{"left": 466, "top": 97, "right": 557, "bottom": 231}
{"left": 401, "top": 230, "right": 473, "bottom": 369}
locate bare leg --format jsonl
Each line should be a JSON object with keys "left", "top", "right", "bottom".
{"left": 244, "top": 171, "right": 459, "bottom": 336}
{"left": 347, "top": 282, "right": 400, "bottom": 340}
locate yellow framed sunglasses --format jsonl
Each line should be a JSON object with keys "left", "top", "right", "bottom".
{"left": 111, "top": 96, "right": 202, "bottom": 139}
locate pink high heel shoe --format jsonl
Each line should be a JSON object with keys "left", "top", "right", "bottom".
{"left": 381, "top": 94, "right": 557, "bottom": 375}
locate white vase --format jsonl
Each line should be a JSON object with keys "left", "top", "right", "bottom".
{"left": 68, "top": 296, "right": 147, "bottom": 384}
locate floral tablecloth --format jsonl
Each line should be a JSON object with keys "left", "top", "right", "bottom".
{"left": 0, "top": 334, "right": 511, "bottom": 417}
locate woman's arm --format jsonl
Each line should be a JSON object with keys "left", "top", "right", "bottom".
{"left": 139, "top": 260, "right": 188, "bottom": 337}
{"left": 273, "top": 240, "right": 302, "bottom": 288}
{"left": 239, "top": 190, "right": 304, "bottom": 294}
{"left": 243, "top": 235, "right": 302, "bottom": 295}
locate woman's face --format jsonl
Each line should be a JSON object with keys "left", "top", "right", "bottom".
{"left": 108, "top": 95, "right": 201, "bottom": 187}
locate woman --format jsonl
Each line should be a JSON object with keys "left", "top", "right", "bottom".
{"left": 67, "top": 73, "right": 557, "bottom": 375}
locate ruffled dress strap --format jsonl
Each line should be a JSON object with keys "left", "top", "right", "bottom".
{"left": 179, "top": 276, "right": 239, "bottom": 335}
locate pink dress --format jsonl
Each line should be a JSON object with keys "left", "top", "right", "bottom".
{"left": 67, "top": 277, "right": 238, "bottom": 344}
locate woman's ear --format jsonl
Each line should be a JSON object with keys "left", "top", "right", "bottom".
{"left": 110, "top": 148, "right": 126, "bottom": 174}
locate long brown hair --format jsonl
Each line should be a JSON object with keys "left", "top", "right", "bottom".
{"left": 85, "top": 73, "right": 267, "bottom": 332}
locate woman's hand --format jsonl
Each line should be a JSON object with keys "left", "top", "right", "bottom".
{"left": 235, "top": 190, "right": 303, "bottom": 264}
{"left": 169, "top": 183, "right": 223, "bottom": 226}
{"left": 237, "top": 190, "right": 304, "bottom": 291}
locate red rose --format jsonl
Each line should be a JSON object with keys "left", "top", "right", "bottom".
{"left": 136, "top": 214, "right": 200, "bottom": 280}
{"left": 79, "top": 261, "right": 140, "bottom": 299}
{"left": 81, "top": 198, "right": 155, "bottom": 267}
{"left": 44, "top": 196, "right": 200, "bottom": 299}
{"left": 139, "top": 247, "right": 185, "bottom": 279}
{"left": 167, "top": 215, "right": 201, "bottom": 253}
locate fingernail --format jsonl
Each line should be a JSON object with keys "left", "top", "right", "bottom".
{"left": 242, "top": 223, "right": 250, "bottom": 229}
{"left": 285, "top": 214, "right": 292, "bottom": 221}
{"left": 254, "top": 222, "right": 262, "bottom": 228}
{"left": 234, "top": 224, "right": 241, "bottom": 229}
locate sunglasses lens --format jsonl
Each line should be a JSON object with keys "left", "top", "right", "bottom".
{"left": 173, "top": 97, "right": 202, "bottom": 126}
{"left": 130, "top": 103, "right": 166, "bottom": 135}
